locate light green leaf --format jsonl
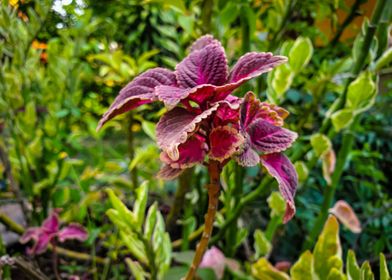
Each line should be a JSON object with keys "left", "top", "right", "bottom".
{"left": 375, "top": 47, "right": 392, "bottom": 71}
{"left": 291, "top": 250, "right": 314, "bottom": 280}
{"left": 252, "top": 258, "right": 290, "bottom": 280}
{"left": 346, "top": 71, "right": 376, "bottom": 113}
{"left": 142, "top": 121, "right": 156, "bottom": 141}
{"left": 134, "top": 182, "right": 149, "bottom": 229}
{"left": 331, "top": 109, "right": 355, "bottom": 132}
{"left": 294, "top": 161, "right": 309, "bottom": 183}
{"left": 144, "top": 203, "right": 158, "bottom": 240}
{"left": 267, "top": 192, "right": 286, "bottom": 218}
{"left": 120, "top": 231, "right": 148, "bottom": 264}
{"left": 125, "top": 258, "right": 146, "bottom": 280}
{"left": 288, "top": 37, "right": 313, "bottom": 73}
{"left": 380, "top": 253, "right": 391, "bottom": 280}
{"left": 254, "top": 229, "right": 272, "bottom": 259}
{"left": 310, "top": 133, "right": 332, "bottom": 158}
{"left": 346, "top": 250, "right": 360, "bottom": 280}
{"left": 314, "top": 215, "right": 342, "bottom": 280}
{"left": 106, "top": 189, "right": 136, "bottom": 227}
{"left": 360, "top": 261, "right": 375, "bottom": 280}
{"left": 327, "top": 268, "right": 346, "bottom": 280}
{"left": 268, "top": 63, "right": 294, "bottom": 102}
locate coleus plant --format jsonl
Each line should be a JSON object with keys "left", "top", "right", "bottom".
{"left": 98, "top": 35, "right": 298, "bottom": 279}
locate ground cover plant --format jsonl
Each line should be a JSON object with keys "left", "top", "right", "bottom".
{"left": 0, "top": 0, "right": 391, "bottom": 279}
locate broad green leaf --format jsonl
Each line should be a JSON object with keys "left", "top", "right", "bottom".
{"left": 290, "top": 250, "right": 314, "bottom": 280}
{"left": 331, "top": 109, "right": 355, "bottom": 132}
{"left": 254, "top": 230, "right": 272, "bottom": 259}
{"left": 269, "top": 64, "right": 294, "bottom": 100}
{"left": 267, "top": 192, "right": 286, "bottom": 218}
{"left": 288, "top": 37, "right": 313, "bottom": 73}
{"left": 144, "top": 203, "right": 158, "bottom": 240}
{"left": 120, "top": 231, "right": 148, "bottom": 264}
{"left": 327, "top": 268, "right": 346, "bottom": 280}
{"left": 252, "top": 258, "right": 290, "bottom": 280}
{"left": 346, "top": 71, "right": 376, "bottom": 113}
{"left": 310, "top": 133, "right": 332, "bottom": 158}
{"left": 125, "top": 258, "right": 146, "bottom": 280}
{"left": 360, "top": 261, "right": 375, "bottom": 280}
{"left": 346, "top": 250, "right": 360, "bottom": 280}
{"left": 141, "top": 121, "right": 156, "bottom": 141}
{"left": 314, "top": 215, "right": 342, "bottom": 280}
{"left": 134, "top": 182, "right": 149, "bottom": 229}
{"left": 294, "top": 161, "right": 309, "bottom": 182}
{"left": 380, "top": 253, "right": 391, "bottom": 280}
{"left": 106, "top": 189, "right": 136, "bottom": 227}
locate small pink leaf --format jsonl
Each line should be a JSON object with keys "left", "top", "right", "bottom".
{"left": 58, "top": 224, "right": 88, "bottom": 242}
{"left": 42, "top": 211, "right": 60, "bottom": 233}
{"left": 329, "top": 200, "right": 361, "bottom": 233}
{"left": 160, "top": 136, "right": 207, "bottom": 169}
{"left": 29, "top": 233, "right": 52, "bottom": 255}
{"left": 209, "top": 126, "right": 244, "bottom": 162}
{"left": 229, "top": 52, "right": 287, "bottom": 84}
{"left": 322, "top": 149, "right": 336, "bottom": 186}
{"left": 157, "top": 165, "right": 185, "bottom": 180}
{"left": 176, "top": 42, "right": 228, "bottom": 88}
{"left": 20, "top": 227, "right": 41, "bottom": 244}
{"left": 248, "top": 119, "right": 297, "bottom": 154}
{"left": 156, "top": 104, "right": 219, "bottom": 161}
{"left": 97, "top": 68, "right": 176, "bottom": 130}
{"left": 261, "top": 153, "right": 298, "bottom": 223}
{"left": 200, "top": 246, "right": 226, "bottom": 279}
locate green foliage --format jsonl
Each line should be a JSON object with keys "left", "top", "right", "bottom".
{"left": 106, "top": 185, "right": 171, "bottom": 279}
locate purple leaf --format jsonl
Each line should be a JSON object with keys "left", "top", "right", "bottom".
{"left": 229, "top": 52, "right": 287, "bottom": 84}
{"left": 240, "top": 92, "right": 264, "bottom": 129}
{"left": 247, "top": 119, "right": 297, "bottom": 154}
{"left": 160, "top": 136, "right": 207, "bottom": 168}
{"left": 42, "top": 211, "right": 60, "bottom": 233}
{"left": 176, "top": 42, "right": 228, "bottom": 88}
{"left": 157, "top": 165, "right": 185, "bottom": 180}
{"left": 189, "top": 35, "right": 219, "bottom": 52}
{"left": 29, "top": 232, "right": 52, "bottom": 255}
{"left": 235, "top": 141, "right": 260, "bottom": 167}
{"left": 260, "top": 153, "right": 298, "bottom": 223}
{"left": 20, "top": 227, "right": 41, "bottom": 244}
{"left": 209, "top": 126, "right": 243, "bottom": 162}
{"left": 97, "top": 68, "right": 176, "bottom": 130}
{"left": 58, "top": 224, "right": 88, "bottom": 242}
{"left": 156, "top": 84, "right": 216, "bottom": 110}
{"left": 156, "top": 104, "right": 219, "bottom": 161}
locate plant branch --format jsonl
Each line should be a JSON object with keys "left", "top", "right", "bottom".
{"left": 330, "top": 0, "right": 363, "bottom": 46}
{"left": 184, "top": 160, "right": 221, "bottom": 280}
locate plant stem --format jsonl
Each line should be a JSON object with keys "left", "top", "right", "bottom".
{"left": 51, "top": 242, "right": 61, "bottom": 280}
{"left": 303, "top": 0, "right": 387, "bottom": 250}
{"left": 330, "top": 0, "right": 362, "bottom": 46}
{"left": 184, "top": 160, "right": 221, "bottom": 280}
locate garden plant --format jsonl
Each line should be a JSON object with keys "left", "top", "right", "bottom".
{"left": 0, "top": 0, "right": 391, "bottom": 279}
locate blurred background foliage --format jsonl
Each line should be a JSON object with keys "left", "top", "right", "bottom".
{"left": 0, "top": 0, "right": 391, "bottom": 279}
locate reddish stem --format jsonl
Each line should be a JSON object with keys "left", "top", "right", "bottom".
{"left": 183, "top": 160, "right": 221, "bottom": 280}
